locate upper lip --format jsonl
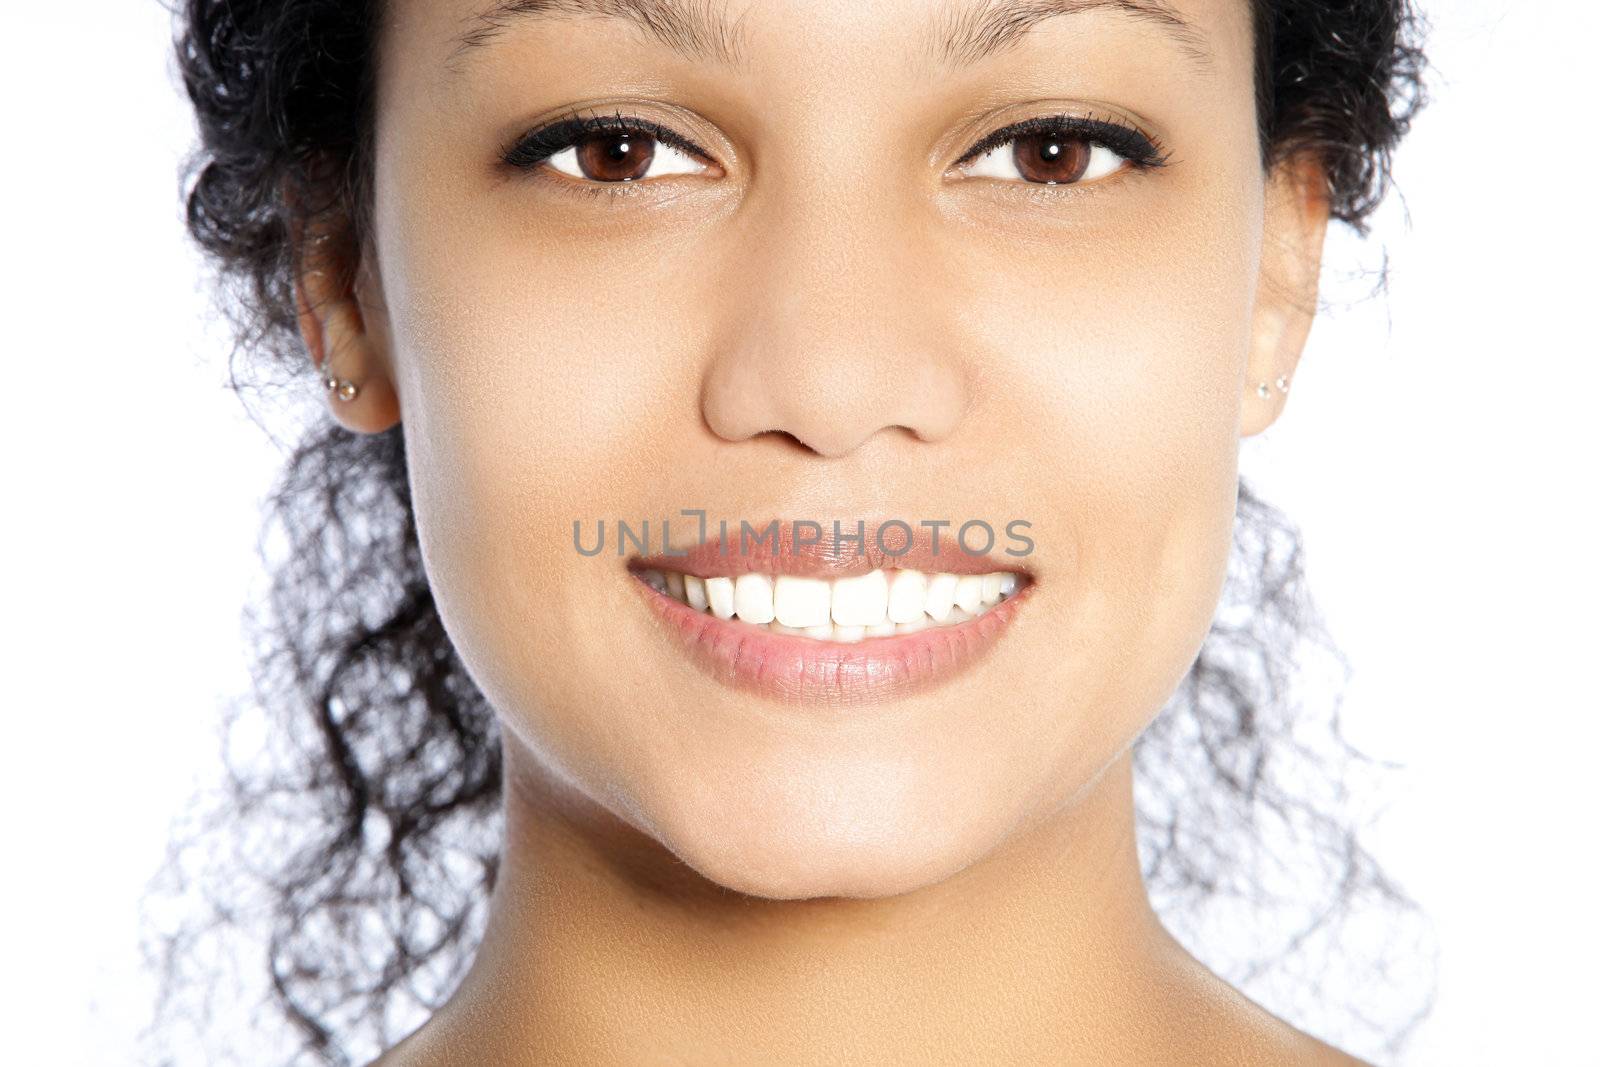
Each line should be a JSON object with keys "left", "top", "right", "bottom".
{"left": 630, "top": 518, "right": 1033, "bottom": 581}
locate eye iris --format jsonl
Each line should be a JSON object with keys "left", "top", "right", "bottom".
{"left": 575, "top": 133, "right": 656, "bottom": 182}
{"left": 1012, "top": 133, "right": 1092, "bottom": 184}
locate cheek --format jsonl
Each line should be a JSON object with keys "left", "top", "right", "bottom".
{"left": 371, "top": 170, "right": 703, "bottom": 758}
{"left": 959, "top": 185, "right": 1261, "bottom": 760}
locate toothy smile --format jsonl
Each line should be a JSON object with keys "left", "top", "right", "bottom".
{"left": 624, "top": 519, "right": 1036, "bottom": 707}
{"left": 635, "top": 566, "right": 1025, "bottom": 643}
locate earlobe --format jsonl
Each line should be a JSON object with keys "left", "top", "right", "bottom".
{"left": 290, "top": 223, "right": 402, "bottom": 434}
{"left": 1240, "top": 154, "right": 1331, "bottom": 438}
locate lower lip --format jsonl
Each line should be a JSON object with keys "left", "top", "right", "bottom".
{"left": 630, "top": 574, "right": 1033, "bottom": 711}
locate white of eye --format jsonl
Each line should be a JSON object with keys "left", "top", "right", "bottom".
{"left": 960, "top": 141, "right": 1125, "bottom": 185}
{"left": 545, "top": 138, "right": 708, "bottom": 181}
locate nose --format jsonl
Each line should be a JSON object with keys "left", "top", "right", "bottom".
{"left": 700, "top": 196, "right": 970, "bottom": 459}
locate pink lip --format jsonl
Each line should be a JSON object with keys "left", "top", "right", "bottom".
{"left": 626, "top": 520, "right": 1035, "bottom": 710}
{"left": 631, "top": 576, "right": 1032, "bottom": 709}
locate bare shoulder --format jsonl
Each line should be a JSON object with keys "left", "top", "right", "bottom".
{"left": 362, "top": 1036, "right": 412, "bottom": 1067}
{"left": 361, "top": 1019, "right": 444, "bottom": 1067}
{"left": 359, "top": 1004, "right": 559, "bottom": 1067}
{"left": 1282, "top": 1028, "right": 1378, "bottom": 1067}
{"left": 1165, "top": 997, "right": 1380, "bottom": 1067}
{"left": 1173, "top": 997, "right": 1379, "bottom": 1067}
{"left": 1141, "top": 938, "right": 1382, "bottom": 1067}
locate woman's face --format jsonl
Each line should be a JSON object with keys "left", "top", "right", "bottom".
{"left": 332, "top": 0, "right": 1321, "bottom": 899}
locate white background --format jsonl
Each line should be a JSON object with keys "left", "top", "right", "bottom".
{"left": 3, "top": 1, "right": 1595, "bottom": 1063}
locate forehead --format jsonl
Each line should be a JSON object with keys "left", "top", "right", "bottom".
{"left": 379, "top": 0, "right": 1251, "bottom": 88}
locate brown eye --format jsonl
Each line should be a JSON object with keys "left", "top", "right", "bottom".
{"left": 572, "top": 132, "right": 656, "bottom": 182}
{"left": 958, "top": 127, "right": 1130, "bottom": 186}
{"left": 1010, "top": 133, "right": 1093, "bottom": 184}
{"left": 539, "top": 128, "right": 709, "bottom": 184}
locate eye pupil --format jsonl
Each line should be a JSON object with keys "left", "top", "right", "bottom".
{"left": 1012, "top": 134, "right": 1091, "bottom": 185}
{"left": 576, "top": 133, "right": 656, "bottom": 182}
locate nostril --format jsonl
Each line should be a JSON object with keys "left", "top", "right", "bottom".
{"left": 774, "top": 425, "right": 880, "bottom": 461}
{"left": 752, "top": 429, "right": 824, "bottom": 456}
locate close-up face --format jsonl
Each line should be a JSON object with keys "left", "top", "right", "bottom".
{"left": 338, "top": 0, "right": 1322, "bottom": 901}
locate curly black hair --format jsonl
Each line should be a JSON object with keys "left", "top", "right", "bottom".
{"left": 143, "top": 2, "right": 1432, "bottom": 1064}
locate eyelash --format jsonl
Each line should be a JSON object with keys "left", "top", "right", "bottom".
{"left": 500, "top": 108, "right": 1172, "bottom": 202}
{"left": 952, "top": 112, "right": 1171, "bottom": 173}
{"left": 501, "top": 109, "right": 710, "bottom": 199}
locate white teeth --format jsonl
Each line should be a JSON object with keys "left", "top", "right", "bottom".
{"left": 954, "top": 574, "right": 984, "bottom": 615}
{"left": 706, "top": 576, "right": 736, "bottom": 620}
{"left": 831, "top": 570, "right": 889, "bottom": 627}
{"left": 644, "top": 567, "right": 1026, "bottom": 642}
{"left": 733, "top": 573, "right": 775, "bottom": 625}
{"left": 684, "top": 574, "right": 708, "bottom": 612}
{"left": 773, "top": 575, "right": 832, "bottom": 628}
{"left": 887, "top": 569, "right": 929, "bottom": 624}
{"left": 924, "top": 572, "right": 959, "bottom": 622}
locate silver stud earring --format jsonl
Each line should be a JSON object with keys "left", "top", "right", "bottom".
{"left": 1256, "top": 381, "right": 1271, "bottom": 399}
{"left": 321, "top": 363, "right": 361, "bottom": 402}
{"left": 1275, "top": 374, "right": 1291, "bottom": 394}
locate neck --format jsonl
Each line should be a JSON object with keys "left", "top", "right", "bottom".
{"left": 427, "top": 740, "right": 1196, "bottom": 1062}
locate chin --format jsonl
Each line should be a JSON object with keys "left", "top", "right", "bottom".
{"left": 638, "top": 766, "right": 997, "bottom": 902}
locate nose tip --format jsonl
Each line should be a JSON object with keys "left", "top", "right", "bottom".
{"left": 701, "top": 357, "right": 967, "bottom": 459}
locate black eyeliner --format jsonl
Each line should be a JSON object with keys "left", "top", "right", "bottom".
{"left": 501, "top": 107, "right": 1171, "bottom": 183}
{"left": 953, "top": 114, "right": 1171, "bottom": 170}
{"left": 502, "top": 109, "right": 711, "bottom": 171}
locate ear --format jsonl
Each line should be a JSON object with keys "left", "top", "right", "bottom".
{"left": 1240, "top": 153, "right": 1331, "bottom": 437}
{"left": 290, "top": 215, "right": 402, "bottom": 434}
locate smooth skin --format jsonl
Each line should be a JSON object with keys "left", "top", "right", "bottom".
{"left": 294, "top": 0, "right": 1352, "bottom": 1062}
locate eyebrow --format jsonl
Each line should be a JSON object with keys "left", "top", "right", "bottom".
{"left": 927, "top": 0, "right": 1213, "bottom": 73}
{"left": 447, "top": 0, "right": 753, "bottom": 73}
{"left": 445, "top": 0, "right": 1213, "bottom": 77}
